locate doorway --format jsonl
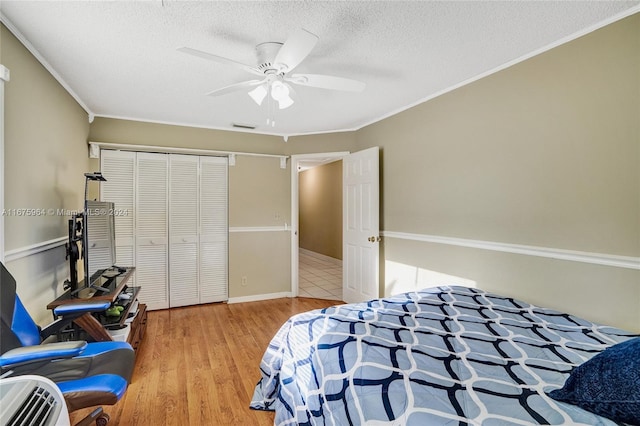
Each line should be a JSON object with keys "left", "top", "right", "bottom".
{"left": 298, "top": 159, "right": 343, "bottom": 300}
{"left": 290, "top": 152, "right": 348, "bottom": 300}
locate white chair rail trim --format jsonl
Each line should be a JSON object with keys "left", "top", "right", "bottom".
{"left": 5, "top": 226, "right": 290, "bottom": 263}
{"left": 4, "top": 236, "right": 67, "bottom": 263}
{"left": 229, "top": 226, "right": 290, "bottom": 233}
{"left": 382, "top": 231, "right": 640, "bottom": 270}
{"left": 9, "top": 230, "right": 637, "bottom": 270}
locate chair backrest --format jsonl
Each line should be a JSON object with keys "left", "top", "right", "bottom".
{"left": 1, "top": 262, "right": 42, "bottom": 354}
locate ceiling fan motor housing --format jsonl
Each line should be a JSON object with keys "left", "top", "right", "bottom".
{"left": 255, "top": 42, "right": 284, "bottom": 74}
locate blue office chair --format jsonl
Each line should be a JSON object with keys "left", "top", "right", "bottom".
{"left": 0, "top": 262, "right": 134, "bottom": 425}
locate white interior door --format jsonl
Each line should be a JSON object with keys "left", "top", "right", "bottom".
{"left": 343, "top": 147, "right": 380, "bottom": 303}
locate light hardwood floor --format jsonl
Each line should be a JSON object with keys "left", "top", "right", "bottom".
{"left": 70, "top": 297, "right": 340, "bottom": 425}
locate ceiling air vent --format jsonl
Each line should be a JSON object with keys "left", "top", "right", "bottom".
{"left": 232, "top": 123, "right": 256, "bottom": 130}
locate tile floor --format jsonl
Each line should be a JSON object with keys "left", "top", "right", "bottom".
{"left": 298, "top": 249, "right": 343, "bottom": 301}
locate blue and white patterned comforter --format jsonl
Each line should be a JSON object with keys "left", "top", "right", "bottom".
{"left": 251, "top": 286, "right": 635, "bottom": 425}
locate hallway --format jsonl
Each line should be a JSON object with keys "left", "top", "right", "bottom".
{"left": 298, "top": 249, "right": 342, "bottom": 301}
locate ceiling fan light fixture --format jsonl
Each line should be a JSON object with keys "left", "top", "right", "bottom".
{"left": 277, "top": 95, "right": 294, "bottom": 110}
{"left": 248, "top": 84, "right": 268, "bottom": 105}
{"left": 270, "top": 80, "right": 288, "bottom": 100}
{"left": 271, "top": 80, "right": 293, "bottom": 109}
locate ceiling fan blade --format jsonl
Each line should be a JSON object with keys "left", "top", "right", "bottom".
{"left": 177, "top": 47, "right": 263, "bottom": 76}
{"left": 273, "top": 29, "right": 319, "bottom": 73}
{"left": 287, "top": 74, "right": 366, "bottom": 92}
{"left": 206, "top": 79, "right": 265, "bottom": 97}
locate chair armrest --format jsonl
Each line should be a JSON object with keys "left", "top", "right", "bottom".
{"left": 57, "top": 374, "right": 128, "bottom": 401}
{"left": 0, "top": 341, "right": 88, "bottom": 368}
{"left": 53, "top": 301, "right": 111, "bottom": 317}
{"left": 41, "top": 302, "right": 111, "bottom": 339}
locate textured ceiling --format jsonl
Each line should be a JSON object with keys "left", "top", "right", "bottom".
{"left": 1, "top": 1, "right": 638, "bottom": 137}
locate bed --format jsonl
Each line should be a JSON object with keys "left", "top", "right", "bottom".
{"left": 251, "top": 286, "right": 637, "bottom": 425}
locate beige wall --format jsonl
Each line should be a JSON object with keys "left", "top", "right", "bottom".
{"left": 357, "top": 14, "right": 640, "bottom": 331}
{"left": 284, "top": 132, "right": 356, "bottom": 156}
{"left": 229, "top": 231, "right": 290, "bottom": 298}
{"left": 229, "top": 155, "right": 290, "bottom": 227}
{"left": 2, "top": 24, "right": 91, "bottom": 325}
{"left": 3, "top": 26, "right": 90, "bottom": 249}
{"left": 229, "top": 155, "right": 291, "bottom": 297}
{"left": 299, "top": 160, "right": 342, "bottom": 259}
{"left": 384, "top": 239, "right": 639, "bottom": 330}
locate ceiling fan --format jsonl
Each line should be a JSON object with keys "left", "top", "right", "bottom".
{"left": 177, "top": 28, "right": 366, "bottom": 110}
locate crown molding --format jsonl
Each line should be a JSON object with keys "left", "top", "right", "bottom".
{"left": 0, "top": 13, "right": 93, "bottom": 119}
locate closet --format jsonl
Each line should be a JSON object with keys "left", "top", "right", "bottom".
{"left": 100, "top": 149, "right": 228, "bottom": 310}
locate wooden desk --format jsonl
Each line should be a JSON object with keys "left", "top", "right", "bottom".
{"left": 47, "top": 267, "right": 135, "bottom": 342}
{"left": 47, "top": 267, "right": 135, "bottom": 309}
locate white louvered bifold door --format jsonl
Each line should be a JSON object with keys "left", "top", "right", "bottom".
{"left": 169, "top": 154, "right": 199, "bottom": 307}
{"left": 199, "top": 156, "right": 228, "bottom": 303}
{"left": 101, "top": 150, "right": 136, "bottom": 285}
{"left": 136, "top": 152, "right": 169, "bottom": 310}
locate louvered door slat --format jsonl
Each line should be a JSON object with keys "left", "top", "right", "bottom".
{"left": 169, "top": 154, "right": 199, "bottom": 307}
{"left": 136, "top": 245, "right": 168, "bottom": 310}
{"left": 169, "top": 242, "right": 198, "bottom": 306}
{"left": 136, "top": 152, "right": 168, "bottom": 310}
{"left": 101, "top": 150, "right": 135, "bottom": 246}
{"left": 101, "top": 150, "right": 136, "bottom": 285}
{"left": 85, "top": 200, "right": 115, "bottom": 275}
{"left": 199, "top": 156, "right": 228, "bottom": 303}
{"left": 199, "top": 241, "right": 227, "bottom": 302}
{"left": 137, "top": 154, "right": 168, "bottom": 239}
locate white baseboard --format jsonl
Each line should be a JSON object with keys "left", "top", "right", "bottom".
{"left": 299, "top": 248, "right": 342, "bottom": 265}
{"left": 227, "top": 291, "right": 293, "bottom": 304}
